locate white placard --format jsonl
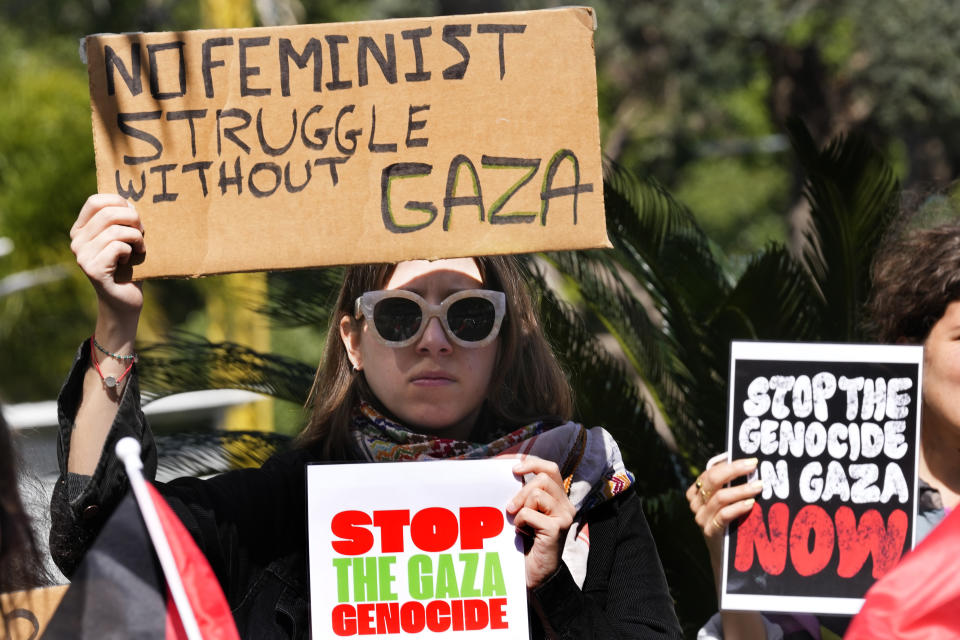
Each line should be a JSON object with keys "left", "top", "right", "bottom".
{"left": 307, "top": 458, "right": 528, "bottom": 639}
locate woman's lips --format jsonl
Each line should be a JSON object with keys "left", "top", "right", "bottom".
{"left": 410, "top": 371, "right": 455, "bottom": 386}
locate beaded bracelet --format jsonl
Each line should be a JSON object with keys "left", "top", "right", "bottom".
{"left": 90, "top": 339, "right": 135, "bottom": 389}
{"left": 93, "top": 335, "right": 138, "bottom": 362}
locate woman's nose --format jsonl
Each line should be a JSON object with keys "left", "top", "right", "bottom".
{"left": 416, "top": 316, "right": 452, "bottom": 354}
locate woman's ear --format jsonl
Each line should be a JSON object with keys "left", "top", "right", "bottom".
{"left": 340, "top": 314, "right": 363, "bottom": 371}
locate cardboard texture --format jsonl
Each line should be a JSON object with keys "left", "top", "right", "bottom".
{"left": 85, "top": 7, "right": 609, "bottom": 279}
{"left": 0, "top": 585, "right": 68, "bottom": 640}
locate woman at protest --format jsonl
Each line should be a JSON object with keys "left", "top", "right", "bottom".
{"left": 49, "top": 194, "right": 683, "bottom": 639}
{"left": 687, "top": 219, "right": 960, "bottom": 640}
{"left": 1, "top": 408, "right": 53, "bottom": 634}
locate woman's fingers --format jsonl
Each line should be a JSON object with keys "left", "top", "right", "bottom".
{"left": 507, "top": 456, "right": 577, "bottom": 589}
{"left": 512, "top": 498, "right": 568, "bottom": 537}
{"left": 687, "top": 457, "right": 758, "bottom": 511}
{"left": 70, "top": 194, "right": 146, "bottom": 318}
{"left": 71, "top": 194, "right": 133, "bottom": 236}
{"left": 75, "top": 223, "right": 145, "bottom": 265}
{"left": 508, "top": 472, "right": 569, "bottom": 512}
{"left": 75, "top": 229, "right": 145, "bottom": 292}
{"left": 693, "top": 480, "right": 763, "bottom": 532}
{"left": 686, "top": 456, "right": 764, "bottom": 554}
{"left": 511, "top": 456, "right": 564, "bottom": 486}
{"left": 701, "top": 457, "right": 759, "bottom": 498}
{"left": 513, "top": 485, "right": 569, "bottom": 520}
{"left": 72, "top": 201, "right": 145, "bottom": 275}
{"left": 507, "top": 457, "right": 571, "bottom": 515}
{"left": 71, "top": 204, "right": 143, "bottom": 249}
{"left": 507, "top": 456, "right": 576, "bottom": 520}
{"left": 704, "top": 495, "right": 759, "bottom": 536}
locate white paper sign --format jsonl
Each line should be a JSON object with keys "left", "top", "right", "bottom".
{"left": 307, "top": 459, "right": 528, "bottom": 639}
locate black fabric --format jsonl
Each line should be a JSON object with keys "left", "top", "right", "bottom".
{"left": 50, "top": 339, "right": 683, "bottom": 639}
{"left": 50, "top": 339, "right": 157, "bottom": 578}
{"left": 44, "top": 493, "right": 168, "bottom": 639}
{"left": 530, "top": 493, "right": 683, "bottom": 639}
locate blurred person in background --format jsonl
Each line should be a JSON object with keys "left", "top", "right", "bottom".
{"left": 1, "top": 408, "right": 52, "bottom": 636}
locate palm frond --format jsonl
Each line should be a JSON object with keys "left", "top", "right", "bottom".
{"left": 552, "top": 166, "right": 734, "bottom": 465}
{"left": 138, "top": 332, "right": 316, "bottom": 404}
{"left": 603, "top": 162, "right": 729, "bottom": 312}
{"left": 523, "top": 260, "right": 685, "bottom": 495}
{"left": 154, "top": 430, "right": 293, "bottom": 482}
{"left": 788, "top": 118, "right": 900, "bottom": 340}
{"left": 670, "top": 245, "right": 828, "bottom": 459}
{"left": 602, "top": 160, "right": 709, "bottom": 255}
{"left": 259, "top": 267, "right": 345, "bottom": 329}
{"left": 542, "top": 250, "right": 701, "bottom": 463}
{"left": 543, "top": 250, "right": 673, "bottom": 394}
{"left": 711, "top": 244, "right": 822, "bottom": 343}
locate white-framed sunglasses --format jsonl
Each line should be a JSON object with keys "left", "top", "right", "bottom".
{"left": 354, "top": 289, "right": 506, "bottom": 348}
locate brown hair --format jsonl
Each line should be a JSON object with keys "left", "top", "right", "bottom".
{"left": 865, "top": 221, "right": 960, "bottom": 343}
{"left": 1, "top": 410, "right": 49, "bottom": 632}
{"left": 297, "top": 256, "right": 574, "bottom": 459}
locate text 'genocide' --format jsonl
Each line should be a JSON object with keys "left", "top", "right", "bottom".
{"left": 738, "top": 373, "right": 914, "bottom": 505}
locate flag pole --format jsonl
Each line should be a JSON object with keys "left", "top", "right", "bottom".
{"left": 116, "top": 437, "right": 204, "bottom": 640}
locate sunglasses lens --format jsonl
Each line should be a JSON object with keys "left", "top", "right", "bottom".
{"left": 373, "top": 297, "right": 423, "bottom": 342}
{"left": 447, "top": 296, "right": 497, "bottom": 342}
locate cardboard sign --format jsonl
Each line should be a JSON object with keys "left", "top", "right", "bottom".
{"left": 306, "top": 459, "right": 527, "bottom": 638}
{"left": 84, "top": 7, "right": 609, "bottom": 279}
{"left": 720, "top": 341, "right": 923, "bottom": 616}
{"left": 0, "top": 585, "right": 68, "bottom": 640}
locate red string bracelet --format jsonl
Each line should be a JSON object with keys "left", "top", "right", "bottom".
{"left": 90, "top": 338, "right": 135, "bottom": 389}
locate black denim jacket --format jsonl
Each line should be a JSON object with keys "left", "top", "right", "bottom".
{"left": 50, "top": 339, "right": 683, "bottom": 639}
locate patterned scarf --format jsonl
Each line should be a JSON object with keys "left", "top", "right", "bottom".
{"left": 352, "top": 402, "right": 635, "bottom": 586}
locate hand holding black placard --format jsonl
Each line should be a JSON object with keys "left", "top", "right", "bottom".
{"left": 719, "top": 341, "right": 923, "bottom": 616}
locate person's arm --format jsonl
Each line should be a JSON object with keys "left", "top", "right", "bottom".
{"left": 52, "top": 341, "right": 305, "bottom": 603}
{"left": 49, "top": 340, "right": 156, "bottom": 577}
{"left": 67, "top": 194, "right": 145, "bottom": 474}
{"left": 49, "top": 194, "right": 146, "bottom": 575}
{"left": 686, "top": 457, "right": 769, "bottom": 640}
{"left": 529, "top": 489, "right": 683, "bottom": 639}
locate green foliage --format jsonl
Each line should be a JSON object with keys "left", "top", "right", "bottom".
{"left": 522, "top": 261, "right": 684, "bottom": 495}
{"left": 0, "top": 26, "right": 98, "bottom": 400}
{"left": 548, "top": 122, "right": 899, "bottom": 469}
{"left": 155, "top": 430, "right": 292, "bottom": 480}
{"left": 0, "top": 30, "right": 94, "bottom": 261}
{"left": 138, "top": 332, "right": 316, "bottom": 404}
{"left": 1, "top": 0, "right": 203, "bottom": 37}
{"left": 545, "top": 122, "right": 901, "bottom": 635}
{"left": 849, "top": 0, "right": 960, "bottom": 129}
{"left": 262, "top": 268, "right": 345, "bottom": 329}
{"left": 584, "top": 0, "right": 960, "bottom": 259}
{"left": 0, "top": 26, "right": 218, "bottom": 402}
{"left": 789, "top": 119, "right": 901, "bottom": 340}
{"left": 674, "top": 156, "right": 790, "bottom": 257}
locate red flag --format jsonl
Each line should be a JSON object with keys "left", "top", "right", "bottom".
{"left": 845, "top": 506, "right": 960, "bottom": 640}
{"left": 148, "top": 483, "right": 239, "bottom": 640}
{"left": 45, "top": 483, "right": 239, "bottom": 639}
